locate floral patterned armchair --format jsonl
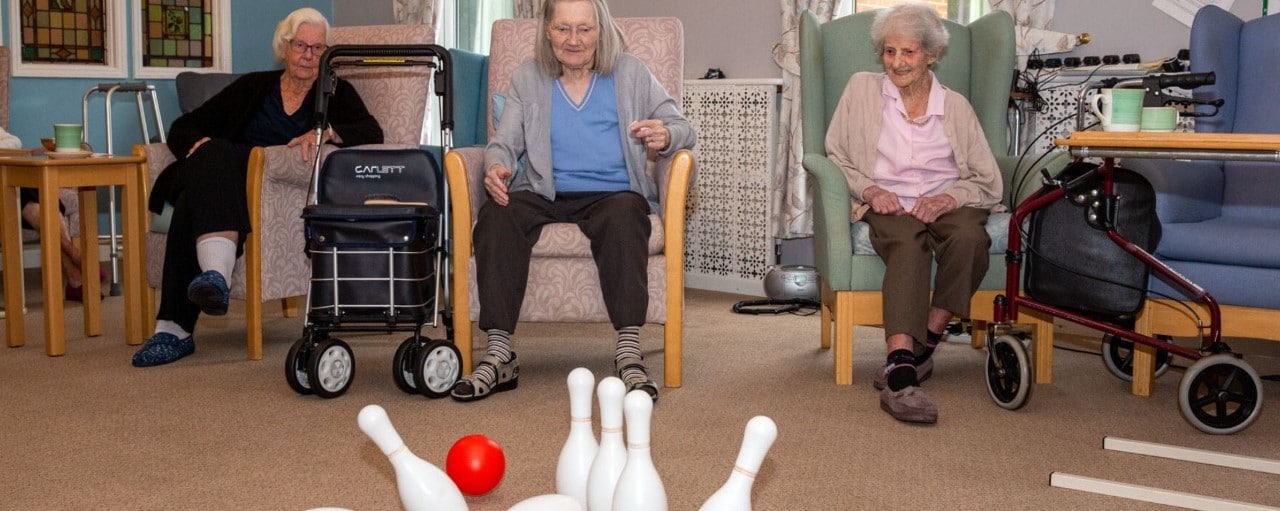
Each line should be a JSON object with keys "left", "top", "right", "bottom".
{"left": 139, "top": 24, "right": 434, "bottom": 359}
{"left": 443, "top": 18, "right": 694, "bottom": 387}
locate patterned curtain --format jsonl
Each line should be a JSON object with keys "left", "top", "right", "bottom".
{"left": 988, "top": 0, "right": 1080, "bottom": 57}
{"left": 393, "top": 0, "right": 441, "bottom": 26}
{"left": 771, "top": 0, "right": 842, "bottom": 239}
{"left": 513, "top": 0, "right": 543, "bottom": 18}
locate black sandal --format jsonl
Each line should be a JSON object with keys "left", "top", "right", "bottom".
{"left": 450, "top": 354, "right": 519, "bottom": 402}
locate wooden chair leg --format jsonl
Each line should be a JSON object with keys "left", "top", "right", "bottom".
{"left": 833, "top": 291, "right": 854, "bottom": 386}
{"left": 281, "top": 297, "right": 299, "bottom": 318}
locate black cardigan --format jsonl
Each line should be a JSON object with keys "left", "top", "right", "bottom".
{"left": 150, "top": 70, "right": 383, "bottom": 213}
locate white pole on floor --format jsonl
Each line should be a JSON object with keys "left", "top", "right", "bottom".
{"left": 1104, "top": 437, "right": 1280, "bottom": 475}
{"left": 1049, "top": 472, "right": 1280, "bottom": 511}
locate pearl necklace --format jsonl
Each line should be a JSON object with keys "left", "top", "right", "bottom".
{"left": 902, "top": 112, "right": 929, "bottom": 126}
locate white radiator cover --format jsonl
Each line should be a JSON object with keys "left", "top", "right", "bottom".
{"left": 681, "top": 79, "right": 781, "bottom": 297}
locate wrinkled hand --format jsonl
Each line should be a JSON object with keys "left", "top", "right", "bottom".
{"left": 910, "top": 194, "right": 957, "bottom": 224}
{"left": 863, "top": 185, "right": 906, "bottom": 215}
{"left": 286, "top": 128, "right": 332, "bottom": 163}
{"left": 484, "top": 164, "right": 514, "bottom": 206}
{"left": 628, "top": 119, "right": 670, "bottom": 151}
{"left": 187, "top": 137, "right": 211, "bottom": 158}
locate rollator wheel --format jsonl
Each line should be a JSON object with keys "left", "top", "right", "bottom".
{"left": 1178, "top": 354, "right": 1263, "bottom": 435}
{"left": 308, "top": 338, "right": 355, "bottom": 399}
{"left": 1101, "top": 334, "right": 1174, "bottom": 382}
{"left": 986, "top": 334, "right": 1032, "bottom": 410}
{"left": 285, "top": 336, "right": 314, "bottom": 395}
{"left": 392, "top": 337, "right": 422, "bottom": 394}
{"left": 413, "top": 340, "right": 463, "bottom": 399}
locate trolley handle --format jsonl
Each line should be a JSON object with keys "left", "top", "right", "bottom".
{"left": 314, "top": 44, "right": 454, "bottom": 133}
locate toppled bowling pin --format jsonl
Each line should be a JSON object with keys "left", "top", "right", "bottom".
{"left": 698, "top": 416, "right": 778, "bottom": 511}
{"left": 508, "top": 494, "right": 585, "bottom": 511}
{"left": 557, "top": 367, "right": 599, "bottom": 507}
{"left": 612, "top": 390, "right": 667, "bottom": 511}
{"left": 586, "top": 377, "right": 627, "bottom": 511}
{"left": 357, "top": 404, "right": 469, "bottom": 511}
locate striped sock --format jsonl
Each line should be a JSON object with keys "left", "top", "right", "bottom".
{"left": 917, "top": 329, "right": 945, "bottom": 364}
{"left": 465, "top": 329, "right": 513, "bottom": 388}
{"left": 614, "top": 326, "right": 649, "bottom": 387}
{"left": 885, "top": 349, "right": 919, "bottom": 391}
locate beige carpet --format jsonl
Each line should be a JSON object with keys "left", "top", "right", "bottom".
{"left": 3, "top": 280, "right": 1279, "bottom": 510}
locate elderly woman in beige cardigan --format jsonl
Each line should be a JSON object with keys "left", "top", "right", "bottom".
{"left": 825, "top": 3, "right": 1002, "bottom": 424}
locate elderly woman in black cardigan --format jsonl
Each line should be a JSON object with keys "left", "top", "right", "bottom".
{"left": 133, "top": 7, "right": 381, "bottom": 367}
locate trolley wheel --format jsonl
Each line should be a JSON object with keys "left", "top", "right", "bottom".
{"left": 1178, "top": 354, "right": 1264, "bottom": 435}
{"left": 413, "top": 340, "right": 463, "bottom": 399}
{"left": 986, "top": 334, "right": 1033, "bottom": 410}
{"left": 285, "top": 336, "right": 314, "bottom": 395}
{"left": 308, "top": 338, "right": 355, "bottom": 399}
{"left": 1101, "top": 334, "right": 1174, "bottom": 382}
{"left": 392, "top": 337, "right": 422, "bottom": 394}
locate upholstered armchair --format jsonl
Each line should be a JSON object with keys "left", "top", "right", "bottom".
{"left": 799, "top": 9, "right": 1062, "bottom": 386}
{"left": 443, "top": 18, "right": 694, "bottom": 387}
{"left": 140, "top": 24, "right": 434, "bottom": 359}
{"left": 1123, "top": 6, "right": 1280, "bottom": 395}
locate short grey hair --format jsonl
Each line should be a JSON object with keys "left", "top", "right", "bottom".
{"left": 871, "top": 2, "right": 950, "bottom": 60}
{"left": 535, "top": 0, "right": 626, "bottom": 77}
{"left": 273, "top": 7, "right": 331, "bottom": 62}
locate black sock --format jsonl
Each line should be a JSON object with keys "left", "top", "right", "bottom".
{"left": 917, "top": 329, "right": 945, "bottom": 363}
{"left": 615, "top": 326, "right": 650, "bottom": 387}
{"left": 886, "top": 349, "right": 919, "bottom": 391}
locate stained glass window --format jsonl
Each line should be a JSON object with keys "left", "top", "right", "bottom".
{"left": 139, "top": 0, "right": 214, "bottom": 68}
{"left": 19, "top": 0, "right": 109, "bottom": 64}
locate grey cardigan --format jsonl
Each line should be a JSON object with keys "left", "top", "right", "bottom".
{"left": 485, "top": 53, "right": 696, "bottom": 212}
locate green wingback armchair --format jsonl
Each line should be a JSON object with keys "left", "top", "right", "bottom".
{"left": 799, "top": 9, "right": 1063, "bottom": 386}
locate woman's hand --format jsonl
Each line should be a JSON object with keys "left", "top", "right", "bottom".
{"left": 187, "top": 137, "right": 211, "bottom": 158}
{"left": 628, "top": 119, "right": 670, "bottom": 151}
{"left": 863, "top": 185, "right": 906, "bottom": 215}
{"left": 911, "top": 194, "right": 957, "bottom": 224}
{"left": 286, "top": 127, "right": 334, "bottom": 163}
{"left": 484, "top": 164, "right": 514, "bottom": 206}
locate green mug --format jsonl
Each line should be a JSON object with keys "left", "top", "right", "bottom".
{"left": 1088, "top": 88, "right": 1144, "bottom": 132}
{"left": 53, "top": 123, "right": 83, "bottom": 152}
{"left": 1141, "top": 106, "right": 1178, "bottom": 132}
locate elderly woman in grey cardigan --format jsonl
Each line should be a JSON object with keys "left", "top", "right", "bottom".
{"left": 452, "top": 0, "right": 695, "bottom": 403}
{"left": 825, "top": 3, "right": 1002, "bottom": 424}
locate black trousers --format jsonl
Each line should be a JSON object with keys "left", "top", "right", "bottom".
{"left": 156, "top": 140, "right": 253, "bottom": 332}
{"left": 473, "top": 190, "right": 651, "bottom": 333}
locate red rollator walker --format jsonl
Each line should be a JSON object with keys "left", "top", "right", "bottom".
{"left": 983, "top": 71, "right": 1265, "bottom": 434}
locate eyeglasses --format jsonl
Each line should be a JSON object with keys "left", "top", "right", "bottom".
{"left": 288, "top": 39, "right": 328, "bottom": 55}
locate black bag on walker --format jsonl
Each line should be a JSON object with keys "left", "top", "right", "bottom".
{"left": 302, "top": 148, "right": 444, "bottom": 325}
{"left": 1024, "top": 161, "right": 1161, "bottom": 322}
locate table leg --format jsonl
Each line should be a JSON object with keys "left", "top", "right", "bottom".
{"left": 122, "top": 161, "right": 145, "bottom": 346}
{"left": 1, "top": 179, "right": 26, "bottom": 347}
{"left": 37, "top": 179, "right": 65, "bottom": 356}
{"left": 79, "top": 187, "right": 103, "bottom": 337}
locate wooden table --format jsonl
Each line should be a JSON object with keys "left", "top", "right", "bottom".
{"left": 0, "top": 147, "right": 148, "bottom": 355}
{"left": 1054, "top": 131, "right": 1280, "bottom": 397}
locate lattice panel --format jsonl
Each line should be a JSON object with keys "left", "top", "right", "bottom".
{"left": 682, "top": 80, "right": 778, "bottom": 296}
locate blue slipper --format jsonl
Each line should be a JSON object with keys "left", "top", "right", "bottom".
{"left": 187, "top": 270, "right": 229, "bottom": 316}
{"left": 132, "top": 333, "right": 196, "bottom": 367}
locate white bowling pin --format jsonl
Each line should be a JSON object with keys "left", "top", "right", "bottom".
{"left": 557, "top": 368, "right": 599, "bottom": 507}
{"left": 612, "top": 390, "right": 667, "bottom": 511}
{"left": 698, "top": 416, "right": 778, "bottom": 511}
{"left": 586, "top": 377, "right": 628, "bottom": 511}
{"left": 357, "top": 405, "right": 469, "bottom": 511}
{"left": 508, "top": 494, "right": 585, "bottom": 511}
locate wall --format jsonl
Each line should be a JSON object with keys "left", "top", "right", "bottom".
{"left": 334, "top": 0, "right": 393, "bottom": 26}
{"left": 607, "top": 0, "right": 780, "bottom": 79}
{"left": 1, "top": 1, "right": 332, "bottom": 154}
{"left": 1051, "top": 2, "right": 1262, "bottom": 62}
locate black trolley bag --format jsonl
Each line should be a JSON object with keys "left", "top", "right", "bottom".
{"left": 286, "top": 44, "right": 463, "bottom": 399}
{"left": 1024, "top": 160, "right": 1162, "bottom": 324}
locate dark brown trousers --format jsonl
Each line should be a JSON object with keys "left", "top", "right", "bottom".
{"left": 862, "top": 206, "right": 991, "bottom": 343}
{"left": 473, "top": 190, "right": 651, "bottom": 333}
